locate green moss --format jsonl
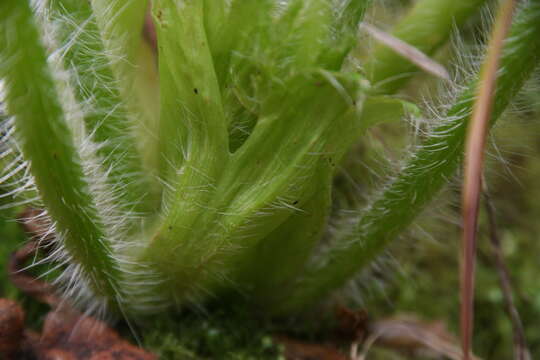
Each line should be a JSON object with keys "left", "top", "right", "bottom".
{"left": 139, "top": 306, "right": 286, "bottom": 360}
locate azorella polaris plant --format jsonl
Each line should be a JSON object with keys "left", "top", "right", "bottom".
{"left": 0, "top": 0, "right": 539, "bottom": 319}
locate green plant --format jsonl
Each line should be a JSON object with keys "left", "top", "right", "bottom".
{"left": 1, "top": 0, "right": 539, "bottom": 335}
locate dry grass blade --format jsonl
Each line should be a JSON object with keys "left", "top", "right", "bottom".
{"left": 356, "top": 316, "right": 482, "bottom": 360}
{"left": 483, "top": 189, "right": 531, "bottom": 360}
{"left": 360, "top": 23, "right": 450, "bottom": 81}
{"left": 461, "top": 1, "right": 518, "bottom": 359}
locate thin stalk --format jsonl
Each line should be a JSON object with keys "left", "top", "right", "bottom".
{"left": 278, "top": 0, "right": 540, "bottom": 314}
{"left": 0, "top": 0, "right": 121, "bottom": 307}
{"left": 360, "top": 23, "right": 450, "bottom": 81}
{"left": 461, "top": 1, "right": 517, "bottom": 358}
{"left": 364, "top": 0, "right": 487, "bottom": 94}
{"left": 484, "top": 190, "right": 531, "bottom": 360}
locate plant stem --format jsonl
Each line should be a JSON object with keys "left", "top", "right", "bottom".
{"left": 461, "top": 1, "right": 517, "bottom": 357}
{"left": 0, "top": 0, "right": 122, "bottom": 308}
{"left": 484, "top": 190, "right": 531, "bottom": 360}
{"left": 278, "top": 0, "right": 540, "bottom": 314}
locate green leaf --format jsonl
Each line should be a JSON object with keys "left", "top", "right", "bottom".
{"left": 360, "top": 96, "right": 420, "bottom": 130}
{"left": 142, "top": 0, "right": 230, "bottom": 301}
{"left": 143, "top": 70, "right": 364, "bottom": 304}
{"left": 91, "top": 0, "right": 149, "bottom": 83}
{"left": 49, "top": 0, "right": 152, "bottom": 215}
{"left": 152, "top": 0, "right": 229, "bottom": 183}
{"left": 0, "top": 0, "right": 122, "bottom": 308}
{"left": 280, "top": 0, "right": 540, "bottom": 313}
